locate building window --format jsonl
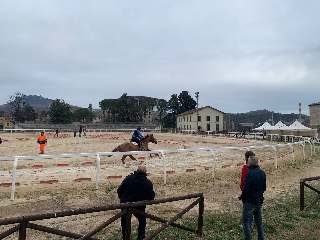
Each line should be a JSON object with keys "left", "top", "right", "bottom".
{"left": 183, "top": 117, "right": 185, "bottom": 121}
{"left": 207, "top": 116, "right": 210, "bottom": 121}
{"left": 179, "top": 118, "right": 180, "bottom": 122}
{"left": 216, "top": 124, "right": 219, "bottom": 131}
{"left": 184, "top": 125, "right": 185, "bottom": 129}
{"left": 187, "top": 125, "right": 188, "bottom": 130}
{"left": 207, "top": 123, "right": 210, "bottom": 131}
{"left": 216, "top": 116, "right": 219, "bottom": 122}
{"left": 198, "top": 116, "right": 201, "bottom": 121}
{"left": 187, "top": 117, "right": 188, "bottom": 122}
{"left": 190, "top": 116, "right": 191, "bottom": 121}
{"left": 7, "top": 123, "right": 9, "bottom": 126}
{"left": 190, "top": 125, "right": 191, "bottom": 130}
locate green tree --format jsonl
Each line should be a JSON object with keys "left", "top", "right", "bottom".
{"left": 22, "top": 105, "right": 37, "bottom": 121}
{"left": 115, "top": 94, "right": 142, "bottom": 122}
{"left": 155, "top": 99, "right": 168, "bottom": 126}
{"left": 99, "top": 99, "right": 117, "bottom": 122}
{"left": 39, "top": 110, "right": 47, "bottom": 122}
{"left": 178, "top": 91, "right": 196, "bottom": 114}
{"left": 7, "top": 92, "right": 27, "bottom": 122}
{"left": 165, "top": 94, "right": 180, "bottom": 128}
{"left": 100, "top": 94, "right": 143, "bottom": 122}
{"left": 72, "top": 108, "right": 93, "bottom": 123}
{"left": 48, "top": 99, "right": 72, "bottom": 123}
{"left": 140, "top": 97, "right": 157, "bottom": 116}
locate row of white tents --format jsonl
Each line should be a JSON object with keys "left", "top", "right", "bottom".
{"left": 254, "top": 120, "right": 317, "bottom": 137}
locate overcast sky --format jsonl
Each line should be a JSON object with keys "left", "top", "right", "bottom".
{"left": 0, "top": 0, "right": 319, "bottom": 115}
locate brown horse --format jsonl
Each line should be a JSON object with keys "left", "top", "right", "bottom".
{"left": 110, "top": 134, "right": 158, "bottom": 164}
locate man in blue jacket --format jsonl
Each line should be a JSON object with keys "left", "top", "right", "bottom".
{"left": 242, "top": 155, "right": 266, "bottom": 240}
{"left": 132, "top": 127, "right": 144, "bottom": 150}
{"left": 118, "top": 164, "right": 155, "bottom": 240}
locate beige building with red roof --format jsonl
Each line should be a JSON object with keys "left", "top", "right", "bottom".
{"left": 176, "top": 106, "right": 224, "bottom": 132}
{"left": 0, "top": 117, "right": 14, "bottom": 129}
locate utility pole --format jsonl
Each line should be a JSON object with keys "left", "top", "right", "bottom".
{"left": 195, "top": 92, "right": 199, "bottom": 134}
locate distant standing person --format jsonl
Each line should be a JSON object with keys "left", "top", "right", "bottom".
{"left": 37, "top": 131, "right": 47, "bottom": 154}
{"left": 117, "top": 164, "right": 155, "bottom": 240}
{"left": 74, "top": 130, "right": 77, "bottom": 137}
{"left": 54, "top": 129, "right": 59, "bottom": 138}
{"left": 79, "top": 125, "right": 83, "bottom": 137}
{"left": 240, "top": 151, "right": 256, "bottom": 228}
{"left": 83, "top": 127, "right": 86, "bottom": 136}
{"left": 241, "top": 155, "right": 266, "bottom": 240}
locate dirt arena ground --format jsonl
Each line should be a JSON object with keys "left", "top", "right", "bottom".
{"left": 0, "top": 131, "right": 318, "bottom": 239}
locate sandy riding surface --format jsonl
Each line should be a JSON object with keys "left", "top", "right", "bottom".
{"left": 0, "top": 132, "right": 318, "bottom": 239}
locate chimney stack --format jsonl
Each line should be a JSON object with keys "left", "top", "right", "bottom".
{"left": 299, "top": 103, "right": 301, "bottom": 122}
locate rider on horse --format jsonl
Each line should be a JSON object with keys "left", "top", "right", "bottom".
{"left": 131, "top": 127, "right": 144, "bottom": 150}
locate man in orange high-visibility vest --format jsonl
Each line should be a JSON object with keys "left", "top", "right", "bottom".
{"left": 37, "top": 131, "right": 47, "bottom": 154}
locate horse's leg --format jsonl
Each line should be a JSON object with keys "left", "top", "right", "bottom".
{"left": 122, "top": 155, "right": 127, "bottom": 164}
{"left": 129, "top": 155, "right": 136, "bottom": 160}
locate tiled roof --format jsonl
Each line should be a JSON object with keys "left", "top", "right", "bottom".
{"left": 176, "top": 106, "right": 224, "bottom": 116}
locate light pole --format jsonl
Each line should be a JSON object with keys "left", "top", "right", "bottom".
{"left": 195, "top": 92, "right": 199, "bottom": 134}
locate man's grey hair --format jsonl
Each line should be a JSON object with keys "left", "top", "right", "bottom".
{"left": 249, "top": 155, "right": 258, "bottom": 165}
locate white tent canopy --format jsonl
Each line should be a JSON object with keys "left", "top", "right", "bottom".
{"left": 272, "top": 121, "right": 288, "bottom": 130}
{"left": 286, "top": 120, "right": 315, "bottom": 131}
{"left": 254, "top": 122, "right": 272, "bottom": 130}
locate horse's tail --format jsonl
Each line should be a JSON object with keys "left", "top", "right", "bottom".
{"left": 109, "top": 145, "right": 121, "bottom": 156}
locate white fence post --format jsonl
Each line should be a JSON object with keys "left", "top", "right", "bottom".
{"left": 271, "top": 146, "right": 277, "bottom": 168}
{"left": 307, "top": 140, "right": 312, "bottom": 156}
{"left": 300, "top": 142, "right": 305, "bottom": 160}
{"left": 96, "top": 154, "right": 100, "bottom": 189}
{"left": 160, "top": 151, "right": 166, "bottom": 185}
{"left": 209, "top": 149, "right": 215, "bottom": 178}
{"left": 288, "top": 144, "right": 294, "bottom": 163}
{"left": 11, "top": 157, "right": 19, "bottom": 201}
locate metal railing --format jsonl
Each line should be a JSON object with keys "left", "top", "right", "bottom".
{"left": 0, "top": 139, "right": 313, "bottom": 200}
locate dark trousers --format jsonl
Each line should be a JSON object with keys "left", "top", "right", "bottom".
{"left": 121, "top": 208, "right": 146, "bottom": 240}
{"left": 242, "top": 202, "right": 264, "bottom": 240}
{"left": 131, "top": 137, "right": 142, "bottom": 149}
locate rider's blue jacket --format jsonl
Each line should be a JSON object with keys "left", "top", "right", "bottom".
{"left": 132, "top": 129, "right": 143, "bottom": 139}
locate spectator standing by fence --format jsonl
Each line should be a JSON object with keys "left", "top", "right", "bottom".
{"left": 79, "top": 125, "right": 83, "bottom": 137}
{"left": 54, "top": 129, "right": 59, "bottom": 138}
{"left": 117, "top": 164, "right": 155, "bottom": 240}
{"left": 241, "top": 155, "right": 266, "bottom": 240}
{"left": 240, "top": 151, "right": 256, "bottom": 228}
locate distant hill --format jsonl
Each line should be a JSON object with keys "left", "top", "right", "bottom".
{"left": 0, "top": 95, "right": 79, "bottom": 115}
{"left": 225, "top": 109, "right": 309, "bottom": 128}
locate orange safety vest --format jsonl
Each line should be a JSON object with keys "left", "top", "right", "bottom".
{"left": 38, "top": 135, "right": 47, "bottom": 144}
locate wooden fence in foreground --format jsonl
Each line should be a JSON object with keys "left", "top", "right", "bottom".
{"left": 0, "top": 193, "right": 204, "bottom": 240}
{"left": 300, "top": 176, "right": 320, "bottom": 212}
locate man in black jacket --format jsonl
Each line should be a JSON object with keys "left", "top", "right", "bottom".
{"left": 117, "top": 164, "right": 155, "bottom": 240}
{"left": 242, "top": 155, "right": 266, "bottom": 240}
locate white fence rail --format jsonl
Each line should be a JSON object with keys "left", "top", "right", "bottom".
{"left": 0, "top": 140, "right": 315, "bottom": 200}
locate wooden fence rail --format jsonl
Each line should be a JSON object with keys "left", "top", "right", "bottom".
{"left": 0, "top": 193, "right": 204, "bottom": 240}
{"left": 300, "top": 176, "right": 320, "bottom": 212}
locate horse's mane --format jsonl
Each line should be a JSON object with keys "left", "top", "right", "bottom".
{"left": 141, "top": 134, "right": 153, "bottom": 142}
